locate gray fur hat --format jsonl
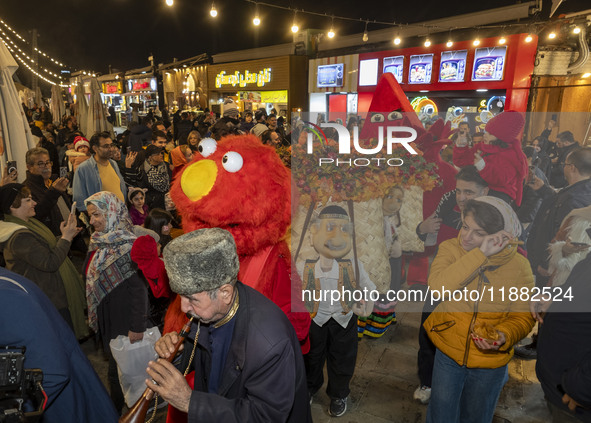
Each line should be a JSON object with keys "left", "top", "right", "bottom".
{"left": 163, "top": 228, "right": 239, "bottom": 295}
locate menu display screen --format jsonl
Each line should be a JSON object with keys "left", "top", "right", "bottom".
{"left": 383, "top": 56, "right": 404, "bottom": 83}
{"left": 317, "top": 63, "right": 344, "bottom": 88}
{"left": 472, "top": 46, "right": 507, "bottom": 81}
{"left": 408, "top": 54, "right": 433, "bottom": 84}
{"left": 438, "top": 50, "right": 468, "bottom": 82}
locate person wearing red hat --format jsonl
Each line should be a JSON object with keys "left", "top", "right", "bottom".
{"left": 453, "top": 111, "right": 528, "bottom": 206}
{"left": 66, "top": 136, "right": 92, "bottom": 172}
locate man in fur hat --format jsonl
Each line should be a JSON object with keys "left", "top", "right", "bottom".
{"left": 147, "top": 228, "right": 312, "bottom": 423}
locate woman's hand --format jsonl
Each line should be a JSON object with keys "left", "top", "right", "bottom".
{"left": 125, "top": 151, "right": 138, "bottom": 168}
{"left": 471, "top": 331, "right": 506, "bottom": 350}
{"left": 479, "top": 230, "right": 514, "bottom": 257}
{"left": 128, "top": 330, "right": 144, "bottom": 344}
{"left": 1, "top": 166, "right": 17, "bottom": 186}
{"left": 59, "top": 213, "right": 82, "bottom": 242}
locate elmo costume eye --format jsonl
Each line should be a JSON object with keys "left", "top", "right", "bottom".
{"left": 370, "top": 113, "right": 385, "bottom": 123}
{"left": 198, "top": 138, "right": 217, "bottom": 157}
{"left": 222, "top": 152, "right": 243, "bottom": 173}
{"left": 387, "top": 111, "right": 403, "bottom": 121}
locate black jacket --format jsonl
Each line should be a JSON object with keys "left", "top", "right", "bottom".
{"left": 537, "top": 253, "right": 591, "bottom": 422}
{"left": 526, "top": 178, "right": 591, "bottom": 276}
{"left": 128, "top": 124, "right": 152, "bottom": 152}
{"left": 180, "top": 282, "right": 312, "bottom": 423}
{"left": 24, "top": 171, "right": 71, "bottom": 236}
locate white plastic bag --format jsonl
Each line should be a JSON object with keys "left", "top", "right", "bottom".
{"left": 109, "top": 327, "right": 161, "bottom": 408}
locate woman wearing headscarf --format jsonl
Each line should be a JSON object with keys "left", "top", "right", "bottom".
{"left": 0, "top": 183, "right": 88, "bottom": 340}
{"left": 169, "top": 144, "right": 193, "bottom": 177}
{"left": 424, "top": 196, "right": 535, "bottom": 423}
{"left": 84, "top": 191, "right": 150, "bottom": 413}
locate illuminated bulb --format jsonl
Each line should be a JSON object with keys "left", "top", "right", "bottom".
{"left": 210, "top": 5, "right": 217, "bottom": 17}
{"left": 582, "top": 73, "right": 591, "bottom": 78}
{"left": 393, "top": 36, "right": 401, "bottom": 45}
{"left": 473, "top": 38, "right": 480, "bottom": 46}
{"left": 362, "top": 30, "right": 368, "bottom": 42}
{"left": 525, "top": 34, "right": 533, "bottom": 42}
{"left": 573, "top": 26, "right": 581, "bottom": 34}
{"left": 253, "top": 16, "right": 260, "bottom": 26}
{"left": 446, "top": 40, "right": 453, "bottom": 47}
{"left": 499, "top": 36, "right": 506, "bottom": 45}
{"left": 291, "top": 23, "right": 299, "bottom": 33}
{"left": 548, "top": 32, "right": 556, "bottom": 39}
{"left": 424, "top": 38, "right": 431, "bottom": 47}
{"left": 328, "top": 28, "right": 335, "bottom": 38}
{"left": 165, "top": 0, "right": 173, "bottom": 6}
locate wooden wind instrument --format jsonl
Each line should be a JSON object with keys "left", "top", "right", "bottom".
{"left": 119, "top": 317, "right": 194, "bottom": 423}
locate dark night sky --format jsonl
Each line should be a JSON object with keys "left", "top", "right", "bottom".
{"left": 0, "top": 0, "right": 585, "bottom": 79}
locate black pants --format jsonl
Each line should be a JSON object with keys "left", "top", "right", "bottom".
{"left": 306, "top": 316, "right": 358, "bottom": 399}
{"left": 108, "top": 353, "right": 125, "bottom": 414}
{"left": 417, "top": 293, "right": 440, "bottom": 388}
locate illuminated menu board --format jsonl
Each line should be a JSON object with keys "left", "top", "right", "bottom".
{"left": 317, "top": 63, "right": 344, "bottom": 88}
{"left": 438, "top": 50, "right": 468, "bottom": 83}
{"left": 383, "top": 56, "right": 404, "bottom": 83}
{"left": 472, "top": 46, "right": 507, "bottom": 81}
{"left": 408, "top": 54, "right": 433, "bottom": 84}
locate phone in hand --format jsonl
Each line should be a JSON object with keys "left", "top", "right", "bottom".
{"left": 60, "top": 167, "right": 68, "bottom": 178}
{"left": 7, "top": 161, "right": 17, "bottom": 175}
{"left": 70, "top": 201, "right": 77, "bottom": 216}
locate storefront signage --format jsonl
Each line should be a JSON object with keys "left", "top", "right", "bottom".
{"left": 102, "top": 82, "right": 122, "bottom": 94}
{"left": 408, "top": 54, "right": 433, "bottom": 84}
{"left": 359, "top": 59, "right": 378, "bottom": 86}
{"left": 472, "top": 46, "right": 507, "bottom": 81}
{"left": 215, "top": 68, "right": 272, "bottom": 88}
{"left": 383, "top": 56, "right": 404, "bottom": 83}
{"left": 127, "top": 78, "right": 156, "bottom": 92}
{"left": 261, "top": 90, "right": 288, "bottom": 103}
{"left": 317, "top": 63, "right": 344, "bottom": 88}
{"left": 439, "top": 50, "right": 467, "bottom": 83}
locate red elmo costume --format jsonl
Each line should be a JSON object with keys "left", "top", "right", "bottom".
{"left": 165, "top": 134, "right": 310, "bottom": 350}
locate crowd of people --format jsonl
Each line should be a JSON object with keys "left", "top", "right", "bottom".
{"left": 1, "top": 102, "right": 590, "bottom": 423}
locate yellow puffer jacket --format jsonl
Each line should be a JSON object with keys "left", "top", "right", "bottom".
{"left": 424, "top": 238, "right": 535, "bottom": 369}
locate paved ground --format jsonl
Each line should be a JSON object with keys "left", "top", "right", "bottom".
{"left": 81, "top": 283, "right": 550, "bottom": 423}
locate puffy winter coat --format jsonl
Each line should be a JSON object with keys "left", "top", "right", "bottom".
{"left": 424, "top": 237, "right": 535, "bottom": 369}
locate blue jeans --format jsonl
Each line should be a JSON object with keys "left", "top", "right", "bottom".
{"left": 426, "top": 348, "right": 508, "bottom": 423}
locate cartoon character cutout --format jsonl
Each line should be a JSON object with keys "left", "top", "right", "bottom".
{"left": 302, "top": 205, "right": 375, "bottom": 318}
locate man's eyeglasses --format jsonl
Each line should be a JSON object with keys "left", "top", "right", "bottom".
{"left": 99, "top": 143, "right": 114, "bottom": 149}
{"left": 35, "top": 161, "right": 52, "bottom": 167}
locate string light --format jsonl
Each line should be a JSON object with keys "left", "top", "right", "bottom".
{"left": 393, "top": 33, "right": 401, "bottom": 45}
{"left": 473, "top": 38, "right": 480, "bottom": 46}
{"left": 499, "top": 36, "right": 506, "bottom": 44}
{"left": 362, "top": 21, "right": 369, "bottom": 42}
{"left": 327, "top": 17, "right": 335, "bottom": 39}
{"left": 573, "top": 26, "right": 581, "bottom": 34}
{"left": 165, "top": 0, "right": 173, "bottom": 6}
{"left": 210, "top": 2, "right": 218, "bottom": 17}
{"left": 525, "top": 33, "right": 533, "bottom": 42}
{"left": 291, "top": 10, "right": 299, "bottom": 33}
{"left": 446, "top": 39, "right": 453, "bottom": 47}
{"left": 424, "top": 37, "right": 431, "bottom": 47}
{"left": 582, "top": 73, "right": 591, "bottom": 78}
{"left": 548, "top": 31, "right": 556, "bottom": 39}
{"left": 252, "top": 2, "right": 261, "bottom": 26}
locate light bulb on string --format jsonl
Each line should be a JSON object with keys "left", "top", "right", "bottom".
{"left": 424, "top": 38, "right": 431, "bottom": 47}
{"left": 210, "top": 2, "right": 217, "bottom": 17}
{"left": 573, "top": 26, "right": 581, "bottom": 34}
{"left": 446, "top": 39, "right": 453, "bottom": 47}
{"left": 327, "top": 17, "right": 335, "bottom": 39}
{"left": 499, "top": 36, "right": 506, "bottom": 45}
{"left": 473, "top": 38, "right": 480, "bottom": 46}
{"left": 525, "top": 33, "right": 533, "bottom": 42}
{"left": 548, "top": 32, "right": 556, "bottom": 39}
{"left": 393, "top": 33, "right": 401, "bottom": 45}
{"left": 252, "top": 2, "right": 260, "bottom": 26}
{"left": 165, "top": 0, "right": 173, "bottom": 6}
{"left": 291, "top": 10, "right": 299, "bottom": 33}
{"left": 362, "top": 21, "right": 369, "bottom": 42}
